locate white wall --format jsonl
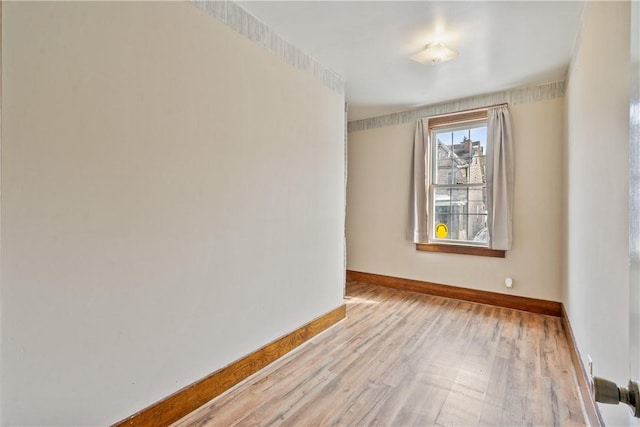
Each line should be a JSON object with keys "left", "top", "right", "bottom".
{"left": 563, "top": 2, "right": 631, "bottom": 425}
{"left": 1, "top": 2, "right": 345, "bottom": 425}
{"left": 347, "top": 97, "right": 564, "bottom": 301}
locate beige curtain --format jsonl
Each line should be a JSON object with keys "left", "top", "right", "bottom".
{"left": 411, "top": 118, "right": 429, "bottom": 243}
{"left": 486, "top": 105, "right": 514, "bottom": 250}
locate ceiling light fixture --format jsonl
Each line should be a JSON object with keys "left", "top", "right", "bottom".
{"left": 410, "top": 42, "right": 458, "bottom": 65}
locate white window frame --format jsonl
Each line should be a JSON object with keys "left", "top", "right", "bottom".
{"left": 427, "top": 116, "right": 489, "bottom": 248}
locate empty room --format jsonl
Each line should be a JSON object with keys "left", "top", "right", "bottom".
{"left": 1, "top": 1, "right": 638, "bottom": 426}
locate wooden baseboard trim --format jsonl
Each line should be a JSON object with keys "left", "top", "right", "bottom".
{"left": 346, "top": 270, "right": 562, "bottom": 317}
{"left": 560, "top": 304, "right": 604, "bottom": 426}
{"left": 113, "top": 304, "right": 347, "bottom": 427}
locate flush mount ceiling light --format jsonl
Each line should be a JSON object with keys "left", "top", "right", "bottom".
{"left": 410, "top": 42, "right": 458, "bottom": 65}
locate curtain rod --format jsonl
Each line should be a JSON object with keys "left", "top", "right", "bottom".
{"left": 427, "top": 102, "right": 508, "bottom": 120}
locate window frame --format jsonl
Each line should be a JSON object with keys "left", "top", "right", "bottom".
{"left": 416, "top": 109, "right": 505, "bottom": 258}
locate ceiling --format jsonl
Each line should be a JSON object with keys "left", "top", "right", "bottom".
{"left": 238, "top": 1, "right": 585, "bottom": 121}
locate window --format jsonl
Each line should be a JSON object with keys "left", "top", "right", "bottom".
{"left": 429, "top": 111, "right": 488, "bottom": 246}
{"left": 414, "top": 109, "right": 507, "bottom": 258}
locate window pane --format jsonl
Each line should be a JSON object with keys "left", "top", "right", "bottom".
{"left": 433, "top": 186, "right": 488, "bottom": 244}
{"left": 469, "top": 214, "right": 489, "bottom": 244}
{"left": 468, "top": 154, "right": 486, "bottom": 184}
{"left": 434, "top": 131, "right": 454, "bottom": 184}
{"left": 433, "top": 125, "right": 487, "bottom": 185}
{"left": 467, "top": 187, "right": 487, "bottom": 214}
{"left": 434, "top": 187, "right": 453, "bottom": 240}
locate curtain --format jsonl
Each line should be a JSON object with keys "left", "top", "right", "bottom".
{"left": 486, "top": 105, "right": 514, "bottom": 250}
{"left": 411, "top": 118, "right": 429, "bottom": 243}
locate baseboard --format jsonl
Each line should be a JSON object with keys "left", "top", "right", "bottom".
{"left": 346, "top": 270, "right": 562, "bottom": 317}
{"left": 560, "top": 304, "right": 604, "bottom": 426}
{"left": 113, "top": 304, "right": 347, "bottom": 427}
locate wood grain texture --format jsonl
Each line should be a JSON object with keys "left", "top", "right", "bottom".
{"left": 561, "top": 304, "right": 605, "bottom": 426}
{"left": 113, "top": 304, "right": 346, "bottom": 427}
{"left": 174, "top": 282, "right": 585, "bottom": 426}
{"left": 416, "top": 243, "right": 505, "bottom": 258}
{"left": 428, "top": 109, "right": 488, "bottom": 129}
{"left": 346, "top": 270, "right": 563, "bottom": 317}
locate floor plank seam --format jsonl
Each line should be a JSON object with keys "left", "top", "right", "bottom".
{"left": 174, "top": 281, "right": 586, "bottom": 427}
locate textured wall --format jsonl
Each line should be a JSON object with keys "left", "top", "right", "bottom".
{"left": 563, "top": 2, "right": 631, "bottom": 425}
{"left": 347, "top": 95, "right": 565, "bottom": 302}
{"left": 1, "top": 2, "right": 345, "bottom": 425}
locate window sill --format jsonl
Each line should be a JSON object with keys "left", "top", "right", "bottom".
{"left": 416, "top": 243, "right": 505, "bottom": 258}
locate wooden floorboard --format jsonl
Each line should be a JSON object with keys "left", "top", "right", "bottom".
{"left": 173, "top": 281, "right": 586, "bottom": 427}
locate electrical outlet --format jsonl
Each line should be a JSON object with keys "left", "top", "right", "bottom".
{"left": 505, "top": 277, "right": 513, "bottom": 288}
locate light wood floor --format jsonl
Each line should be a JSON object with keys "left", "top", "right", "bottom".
{"left": 174, "top": 281, "right": 586, "bottom": 426}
